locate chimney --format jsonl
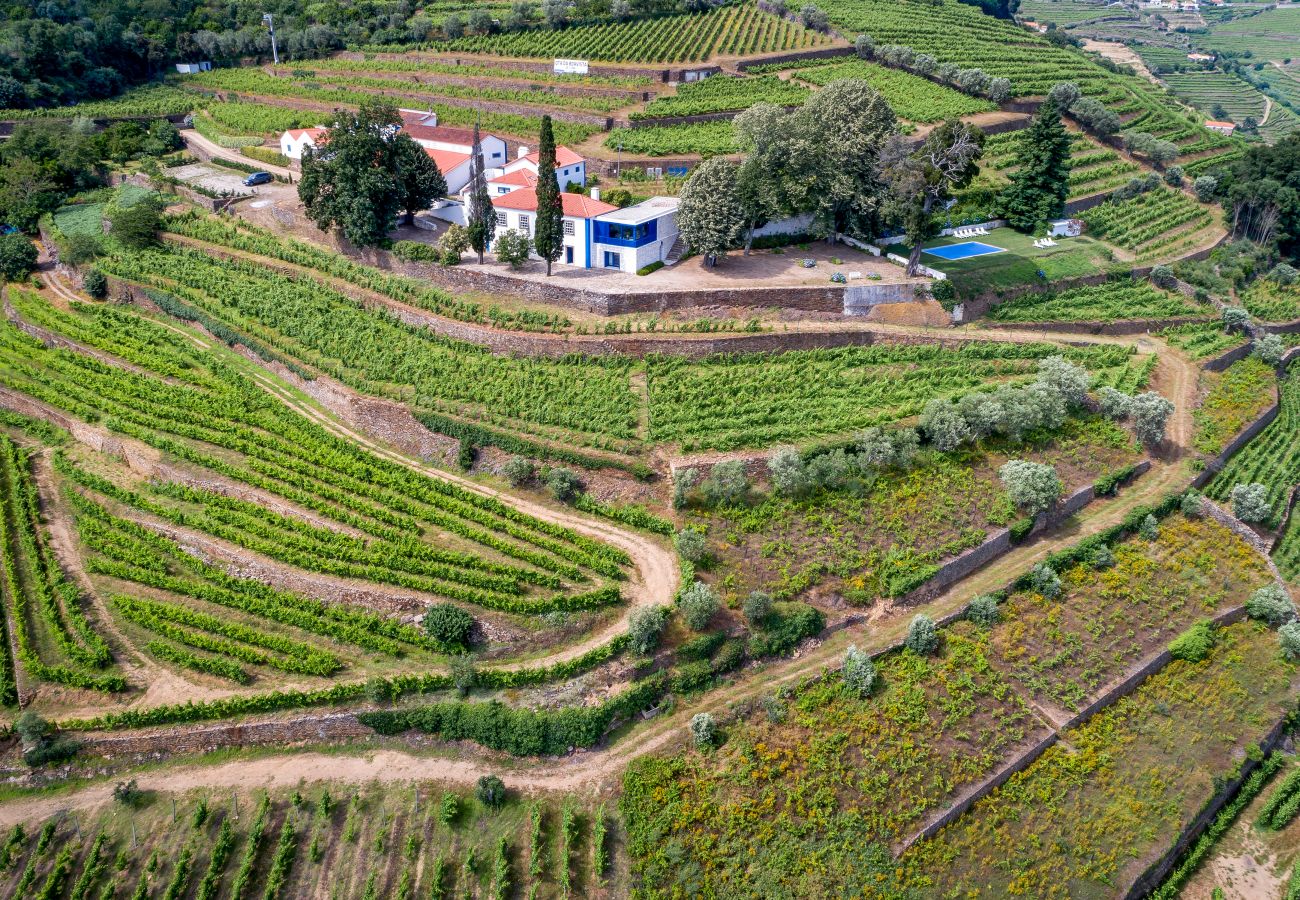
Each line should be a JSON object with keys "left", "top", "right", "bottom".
{"left": 517, "top": 145, "right": 530, "bottom": 159}
{"left": 590, "top": 187, "right": 601, "bottom": 201}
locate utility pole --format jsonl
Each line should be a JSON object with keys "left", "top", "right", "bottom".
{"left": 263, "top": 13, "right": 279, "bottom": 66}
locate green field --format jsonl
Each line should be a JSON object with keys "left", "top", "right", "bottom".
{"left": 1136, "top": 45, "right": 1207, "bottom": 74}
{"left": 903, "top": 229, "right": 1118, "bottom": 296}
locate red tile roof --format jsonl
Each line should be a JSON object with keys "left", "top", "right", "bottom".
{"left": 424, "top": 147, "right": 472, "bottom": 174}
{"left": 491, "top": 189, "right": 618, "bottom": 218}
{"left": 284, "top": 127, "right": 327, "bottom": 141}
{"left": 488, "top": 168, "right": 539, "bottom": 188}
{"left": 517, "top": 146, "right": 585, "bottom": 167}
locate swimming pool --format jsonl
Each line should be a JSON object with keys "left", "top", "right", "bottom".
{"left": 923, "top": 241, "right": 1006, "bottom": 261}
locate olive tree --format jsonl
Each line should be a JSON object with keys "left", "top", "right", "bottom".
{"left": 1247, "top": 583, "right": 1296, "bottom": 626}
{"left": 1231, "top": 482, "right": 1272, "bottom": 523}
{"left": 628, "top": 606, "right": 670, "bottom": 655}
{"left": 904, "top": 614, "right": 939, "bottom": 655}
{"left": 1028, "top": 562, "right": 1062, "bottom": 599}
{"left": 842, "top": 645, "right": 877, "bottom": 697}
{"left": 674, "top": 528, "right": 708, "bottom": 564}
{"left": 1131, "top": 391, "right": 1175, "bottom": 447}
{"left": 690, "top": 712, "right": 716, "bottom": 747}
{"left": 967, "top": 594, "right": 1000, "bottom": 627}
{"left": 998, "top": 459, "right": 1062, "bottom": 515}
{"left": 677, "top": 581, "right": 720, "bottom": 631}
{"left": 1281, "top": 622, "right": 1300, "bottom": 660}
{"left": 1036, "top": 355, "right": 1091, "bottom": 407}
{"left": 920, "top": 398, "right": 972, "bottom": 452}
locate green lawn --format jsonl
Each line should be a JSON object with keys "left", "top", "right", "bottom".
{"left": 899, "top": 229, "right": 1115, "bottom": 296}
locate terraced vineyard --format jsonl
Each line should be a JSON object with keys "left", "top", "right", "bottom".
{"left": 90, "top": 216, "right": 1142, "bottom": 456}
{"left": 623, "top": 511, "right": 1283, "bottom": 896}
{"left": 1194, "top": 6, "right": 1300, "bottom": 58}
{"left": 1162, "top": 70, "right": 1267, "bottom": 123}
{"left": 632, "top": 74, "right": 810, "bottom": 121}
{"left": 1016, "top": 0, "right": 1114, "bottom": 26}
{"left": 819, "top": 0, "right": 1241, "bottom": 167}
{"left": 0, "top": 289, "right": 639, "bottom": 698}
{"left": 987, "top": 281, "right": 1205, "bottom": 323}
{"left": 967, "top": 129, "right": 1142, "bottom": 205}
{"left": 1079, "top": 186, "right": 1216, "bottom": 260}
{"left": 1207, "top": 369, "right": 1298, "bottom": 529}
{"left": 0, "top": 430, "right": 120, "bottom": 696}
{"left": 792, "top": 58, "right": 996, "bottom": 122}
{"left": 288, "top": 55, "right": 655, "bottom": 88}
{"left": 1244, "top": 280, "right": 1300, "bottom": 323}
{"left": 177, "top": 69, "right": 601, "bottom": 144}
{"left": 428, "top": 4, "right": 835, "bottom": 62}
{"left": 1159, "top": 321, "right": 1247, "bottom": 361}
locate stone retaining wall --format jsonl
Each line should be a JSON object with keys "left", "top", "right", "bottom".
{"left": 350, "top": 50, "right": 716, "bottom": 83}
{"left": 278, "top": 66, "right": 649, "bottom": 103}
{"left": 898, "top": 460, "right": 1150, "bottom": 607}
{"left": 1123, "top": 712, "right": 1293, "bottom": 899}
{"left": 1192, "top": 402, "right": 1281, "bottom": 491}
{"left": 79, "top": 713, "right": 373, "bottom": 758}
{"left": 734, "top": 46, "right": 853, "bottom": 71}
{"left": 382, "top": 253, "right": 854, "bottom": 315}
{"left": 1203, "top": 340, "right": 1253, "bottom": 373}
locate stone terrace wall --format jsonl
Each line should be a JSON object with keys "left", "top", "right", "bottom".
{"left": 80, "top": 713, "right": 373, "bottom": 758}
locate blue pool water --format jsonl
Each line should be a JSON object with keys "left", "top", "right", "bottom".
{"left": 923, "top": 241, "right": 1006, "bottom": 261}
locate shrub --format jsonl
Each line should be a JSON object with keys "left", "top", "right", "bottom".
{"left": 1222, "top": 305, "right": 1251, "bottom": 332}
{"left": 82, "top": 268, "right": 107, "bottom": 298}
{"left": 0, "top": 233, "right": 38, "bottom": 281}
{"left": 65, "top": 232, "right": 104, "bottom": 264}
{"left": 1149, "top": 264, "right": 1175, "bottom": 289}
{"left": 1193, "top": 175, "right": 1218, "bottom": 202}
{"left": 920, "top": 398, "right": 972, "bottom": 452}
{"left": 113, "top": 780, "right": 144, "bottom": 807}
{"left": 768, "top": 446, "right": 812, "bottom": 497}
{"left": 364, "top": 676, "right": 393, "bottom": 704}
{"left": 450, "top": 654, "right": 477, "bottom": 696}
{"left": 1269, "top": 263, "right": 1298, "bottom": 286}
{"left": 494, "top": 229, "right": 531, "bottom": 268}
{"left": 1280, "top": 622, "right": 1300, "bottom": 661}
{"left": 439, "top": 792, "right": 460, "bottom": 826}
{"left": 674, "top": 528, "right": 708, "bottom": 564}
{"left": 1091, "top": 544, "right": 1115, "bottom": 569}
{"left": 1169, "top": 620, "right": 1215, "bottom": 662}
{"left": 1255, "top": 333, "right": 1285, "bottom": 367}
{"left": 1028, "top": 562, "right": 1062, "bottom": 599}
{"left": 436, "top": 224, "right": 470, "bottom": 264}
{"left": 930, "top": 278, "right": 957, "bottom": 307}
{"left": 746, "top": 602, "right": 823, "bottom": 657}
{"left": 457, "top": 439, "right": 476, "bottom": 471}
{"left": 1098, "top": 386, "right": 1132, "bottom": 420}
{"left": 1181, "top": 489, "right": 1204, "bottom": 517}
{"left": 106, "top": 196, "right": 162, "bottom": 249}
{"left": 742, "top": 590, "right": 772, "bottom": 625}
{"left": 672, "top": 468, "right": 698, "bottom": 510}
{"left": 904, "top": 614, "right": 939, "bottom": 655}
{"left": 475, "top": 775, "right": 507, "bottom": 809}
{"left": 545, "top": 467, "right": 582, "bottom": 502}
{"left": 998, "top": 460, "right": 1062, "bottom": 515}
{"left": 1232, "top": 482, "right": 1272, "bottom": 523}
{"left": 1163, "top": 166, "right": 1184, "bottom": 188}
{"left": 392, "top": 239, "right": 441, "bottom": 263}
{"left": 1247, "top": 583, "right": 1296, "bottom": 626}
{"left": 1139, "top": 513, "right": 1159, "bottom": 540}
{"left": 689, "top": 712, "right": 715, "bottom": 747}
{"left": 967, "top": 594, "right": 999, "bottom": 627}
{"left": 627, "top": 606, "right": 669, "bottom": 655}
{"left": 502, "top": 455, "right": 535, "bottom": 486}
{"left": 677, "top": 581, "right": 719, "bottom": 631}
{"left": 424, "top": 603, "right": 475, "bottom": 649}
{"left": 842, "top": 645, "right": 877, "bottom": 697}
{"left": 1036, "top": 355, "right": 1091, "bottom": 407}
{"left": 697, "top": 461, "right": 747, "bottom": 508}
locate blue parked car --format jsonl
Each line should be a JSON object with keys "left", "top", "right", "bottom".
{"left": 243, "top": 172, "right": 273, "bottom": 186}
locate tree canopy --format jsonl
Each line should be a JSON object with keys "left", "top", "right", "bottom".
{"left": 1000, "top": 98, "right": 1072, "bottom": 233}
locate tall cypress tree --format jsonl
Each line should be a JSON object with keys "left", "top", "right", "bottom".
{"left": 1000, "top": 98, "right": 1072, "bottom": 233}
{"left": 465, "top": 121, "right": 496, "bottom": 264}
{"left": 532, "top": 115, "right": 565, "bottom": 276}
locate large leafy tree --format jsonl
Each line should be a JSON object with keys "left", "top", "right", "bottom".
{"left": 733, "top": 102, "right": 796, "bottom": 254}
{"left": 1000, "top": 98, "right": 1072, "bottom": 233}
{"left": 1216, "top": 133, "right": 1300, "bottom": 260}
{"left": 677, "top": 157, "right": 745, "bottom": 267}
{"left": 393, "top": 138, "right": 447, "bottom": 227}
{"left": 465, "top": 121, "right": 496, "bottom": 265}
{"left": 532, "top": 115, "right": 565, "bottom": 275}
{"left": 783, "top": 79, "right": 898, "bottom": 241}
{"left": 880, "top": 120, "right": 985, "bottom": 275}
{"left": 298, "top": 100, "right": 411, "bottom": 248}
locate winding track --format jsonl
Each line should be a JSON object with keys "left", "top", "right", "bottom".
{"left": 0, "top": 269, "right": 1205, "bottom": 822}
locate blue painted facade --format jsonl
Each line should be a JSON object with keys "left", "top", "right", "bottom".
{"left": 593, "top": 219, "right": 657, "bottom": 248}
